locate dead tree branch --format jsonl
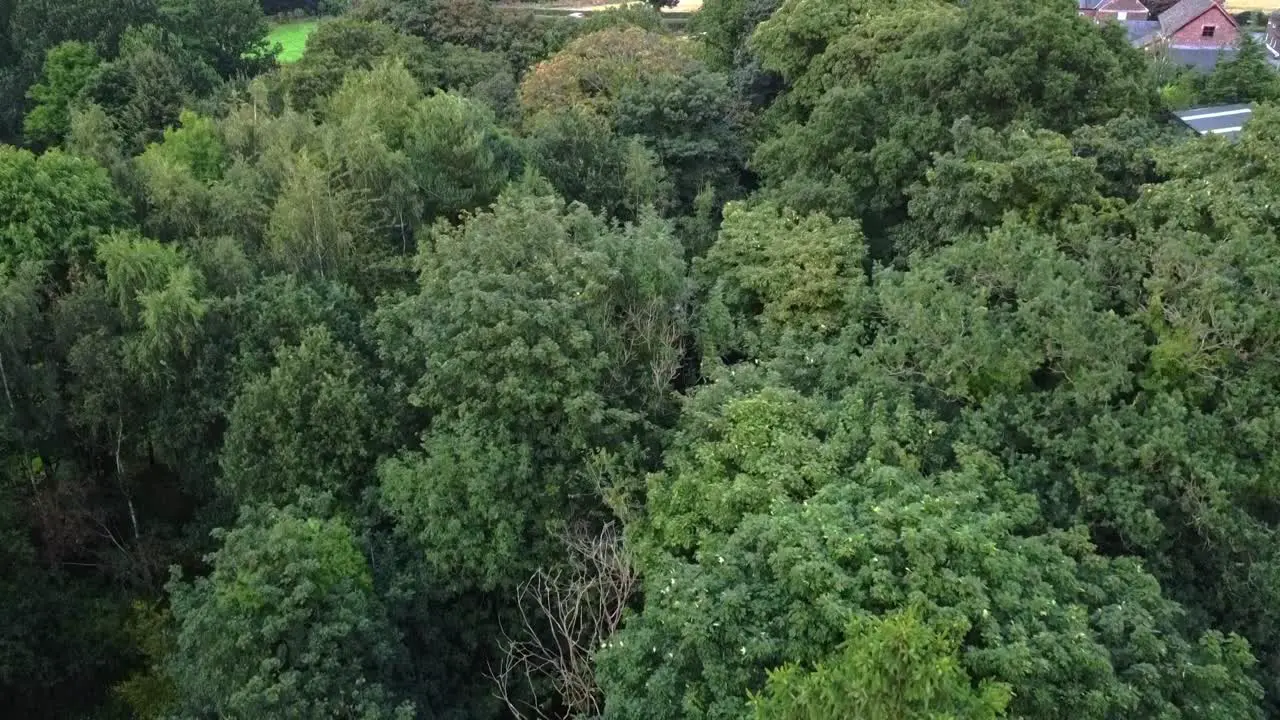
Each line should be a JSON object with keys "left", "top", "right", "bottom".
{"left": 490, "top": 522, "right": 637, "bottom": 720}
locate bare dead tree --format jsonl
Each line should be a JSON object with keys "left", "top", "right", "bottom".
{"left": 490, "top": 522, "right": 638, "bottom": 720}
{"left": 609, "top": 299, "right": 684, "bottom": 404}
{"left": 627, "top": 301, "right": 684, "bottom": 399}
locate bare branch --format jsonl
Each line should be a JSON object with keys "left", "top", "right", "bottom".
{"left": 489, "top": 522, "right": 637, "bottom": 720}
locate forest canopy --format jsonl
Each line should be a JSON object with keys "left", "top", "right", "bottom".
{"left": 6, "top": 0, "right": 1280, "bottom": 718}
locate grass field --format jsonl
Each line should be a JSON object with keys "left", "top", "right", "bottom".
{"left": 267, "top": 20, "right": 319, "bottom": 64}
{"left": 1226, "top": 0, "right": 1279, "bottom": 10}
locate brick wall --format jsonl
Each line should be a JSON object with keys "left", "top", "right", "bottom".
{"left": 1168, "top": 5, "right": 1238, "bottom": 47}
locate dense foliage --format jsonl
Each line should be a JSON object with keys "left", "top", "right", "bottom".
{"left": 6, "top": 0, "right": 1280, "bottom": 718}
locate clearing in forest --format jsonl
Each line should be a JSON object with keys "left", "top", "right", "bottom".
{"left": 268, "top": 20, "right": 319, "bottom": 64}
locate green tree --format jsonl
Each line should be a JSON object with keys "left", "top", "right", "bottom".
{"left": 1201, "top": 34, "right": 1280, "bottom": 105}
{"left": 596, "top": 384, "right": 1264, "bottom": 720}
{"left": 752, "top": 0, "right": 1154, "bottom": 235}
{"left": 697, "top": 201, "right": 868, "bottom": 388}
{"left": 219, "top": 326, "right": 387, "bottom": 506}
{"left": 1069, "top": 114, "right": 1177, "bottom": 201}
{"left": 0, "top": 145, "right": 131, "bottom": 270}
{"left": 22, "top": 40, "right": 100, "bottom": 147}
{"left": 814, "top": 108, "right": 1280, "bottom": 711}
{"left": 157, "top": 0, "right": 271, "bottom": 78}
{"left": 402, "top": 90, "right": 520, "bottom": 223}
{"left": 321, "top": 60, "right": 425, "bottom": 248}
{"left": 521, "top": 26, "right": 743, "bottom": 218}
{"left": 751, "top": 608, "right": 1011, "bottom": 720}
{"left": 80, "top": 24, "right": 217, "bottom": 152}
{"left": 518, "top": 26, "right": 697, "bottom": 120}
{"left": 578, "top": 4, "right": 665, "bottom": 35}
{"left": 281, "top": 18, "right": 436, "bottom": 111}
{"left": 352, "top": 0, "right": 576, "bottom": 71}
{"left": 111, "top": 601, "right": 178, "bottom": 719}
{"left": 524, "top": 105, "right": 669, "bottom": 221}
{"left": 697, "top": 0, "right": 779, "bottom": 71}
{"left": 167, "top": 502, "right": 413, "bottom": 718}
{"left": 275, "top": 62, "right": 519, "bottom": 274}
{"left": 896, "top": 121, "right": 1106, "bottom": 256}
{"left": 265, "top": 151, "right": 369, "bottom": 281}
{"left": 135, "top": 110, "right": 228, "bottom": 241}
{"left": 613, "top": 68, "right": 746, "bottom": 213}
{"left": 376, "top": 185, "right": 686, "bottom": 592}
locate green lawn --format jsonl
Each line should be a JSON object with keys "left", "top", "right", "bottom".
{"left": 267, "top": 20, "right": 319, "bottom": 64}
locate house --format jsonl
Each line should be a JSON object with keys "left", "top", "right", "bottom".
{"left": 1157, "top": 0, "right": 1238, "bottom": 48}
{"left": 1123, "top": 0, "right": 1240, "bottom": 71}
{"left": 1079, "top": 0, "right": 1150, "bottom": 21}
{"left": 1173, "top": 103, "right": 1252, "bottom": 140}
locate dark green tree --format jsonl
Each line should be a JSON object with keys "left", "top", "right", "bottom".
{"left": 614, "top": 68, "right": 746, "bottom": 214}
{"left": 376, "top": 184, "right": 687, "bottom": 593}
{"left": 4, "top": 0, "right": 157, "bottom": 140}
{"left": 752, "top": 0, "right": 1154, "bottom": 236}
{"left": 281, "top": 18, "right": 436, "bottom": 111}
{"left": 80, "top": 24, "right": 217, "bottom": 152}
{"left": 401, "top": 90, "right": 521, "bottom": 223}
{"left": 157, "top": 0, "right": 271, "bottom": 78}
{"left": 219, "top": 326, "right": 387, "bottom": 507}
{"left": 693, "top": 0, "right": 783, "bottom": 107}
{"left": 896, "top": 121, "right": 1106, "bottom": 256}
{"left": 167, "top": 501, "right": 413, "bottom": 718}
{"left": 0, "top": 0, "right": 19, "bottom": 139}
{"left": 524, "top": 105, "right": 669, "bottom": 221}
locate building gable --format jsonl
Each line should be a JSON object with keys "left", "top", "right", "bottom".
{"left": 1166, "top": 4, "right": 1237, "bottom": 48}
{"left": 1158, "top": 0, "right": 1238, "bottom": 45}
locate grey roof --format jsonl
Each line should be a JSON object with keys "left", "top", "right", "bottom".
{"left": 1167, "top": 45, "right": 1237, "bottom": 72}
{"left": 1126, "top": 19, "right": 1161, "bottom": 44}
{"left": 1080, "top": 0, "right": 1105, "bottom": 9}
{"left": 1173, "top": 103, "right": 1252, "bottom": 140}
{"left": 1159, "top": 0, "right": 1222, "bottom": 34}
